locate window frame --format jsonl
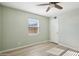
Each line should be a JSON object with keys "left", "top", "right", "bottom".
{"left": 28, "top": 18, "right": 40, "bottom": 35}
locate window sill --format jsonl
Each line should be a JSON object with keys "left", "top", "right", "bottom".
{"left": 28, "top": 33, "right": 39, "bottom": 36}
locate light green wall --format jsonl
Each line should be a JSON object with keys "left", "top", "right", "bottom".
{"left": 58, "top": 8, "right": 79, "bottom": 49}
{"left": 1, "top": 6, "right": 49, "bottom": 51}
{"left": 0, "top": 5, "right": 2, "bottom": 51}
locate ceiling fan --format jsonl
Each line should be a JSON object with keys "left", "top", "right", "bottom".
{"left": 37, "top": 2, "right": 63, "bottom": 12}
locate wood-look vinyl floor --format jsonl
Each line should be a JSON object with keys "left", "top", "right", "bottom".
{"left": 0, "top": 42, "right": 78, "bottom": 56}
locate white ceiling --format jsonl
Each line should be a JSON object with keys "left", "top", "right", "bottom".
{"left": 0, "top": 2, "right": 79, "bottom": 17}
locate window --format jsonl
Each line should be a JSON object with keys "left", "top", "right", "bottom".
{"left": 28, "top": 18, "right": 39, "bottom": 35}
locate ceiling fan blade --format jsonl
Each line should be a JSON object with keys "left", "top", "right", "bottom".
{"left": 46, "top": 6, "right": 50, "bottom": 12}
{"left": 55, "top": 4, "right": 63, "bottom": 9}
{"left": 37, "top": 3, "right": 49, "bottom": 6}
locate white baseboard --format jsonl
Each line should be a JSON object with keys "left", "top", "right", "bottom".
{"left": 0, "top": 40, "right": 48, "bottom": 54}
{"left": 58, "top": 42, "right": 79, "bottom": 51}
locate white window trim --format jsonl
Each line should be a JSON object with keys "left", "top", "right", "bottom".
{"left": 28, "top": 18, "right": 39, "bottom": 36}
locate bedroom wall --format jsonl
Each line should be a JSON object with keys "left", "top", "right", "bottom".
{"left": 58, "top": 8, "right": 79, "bottom": 50}
{"left": 1, "top": 6, "right": 49, "bottom": 51}
{"left": 0, "top": 5, "right": 2, "bottom": 51}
